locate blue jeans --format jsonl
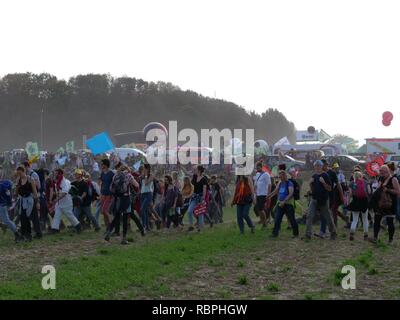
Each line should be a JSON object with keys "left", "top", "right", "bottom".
{"left": 187, "top": 194, "right": 204, "bottom": 228}
{"left": 0, "top": 205, "right": 17, "bottom": 233}
{"left": 236, "top": 203, "right": 254, "bottom": 234}
{"left": 273, "top": 203, "right": 299, "bottom": 236}
{"left": 320, "top": 215, "right": 327, "bottom": 234}
{"left": 140, "top": 192, "right": 153, "bottom": 231}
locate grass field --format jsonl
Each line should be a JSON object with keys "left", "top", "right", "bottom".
{"left": 1, "top": 205, "right": 400, "bottom": 300}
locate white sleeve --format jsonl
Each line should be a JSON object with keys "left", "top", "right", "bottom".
{"left": 61, "top": 179, "right": 71, "bottom": 194}
{"left": 265, "top": 173, "right": 271, "bottom": 186}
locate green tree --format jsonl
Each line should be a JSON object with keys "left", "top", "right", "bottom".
{"left": 328, "top": 134, "right": 359, "bottom": 153}
{"left": 0, "top": 73, "right": 297, "bottom": 151}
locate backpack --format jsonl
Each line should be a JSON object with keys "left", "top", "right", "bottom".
{"left": 353, "top": 179, "right": 368, "bottom": 199}
{"left": 288, "top": 178, "right": 300, "bottom": 200}
{"left": 111, "top": 173, "right": 129, "bottom": 196}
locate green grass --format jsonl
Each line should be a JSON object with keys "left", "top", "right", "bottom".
{"left": 266, "top": 283, "right": 279, "bottom": 292}
{"left": 331, "top": 249, "right": 378, "bottom": 286}
{"left": 237, "top": 275, "right": 248, "bottom": 285}
{"left": 0, "top": 220, "right": 270, "bottom": 299}
{"left": 303, "top": 291, "right": 327, "bottom": 300}
{"left": 259, "top": 295, "right": 275, "bottom": 300}
{"left": 332, "top": 270, "right": 347, "bottom": 286}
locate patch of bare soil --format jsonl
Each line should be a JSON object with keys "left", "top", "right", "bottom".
{"left": 145, "top": 230, "right": 400, "bottom": 300}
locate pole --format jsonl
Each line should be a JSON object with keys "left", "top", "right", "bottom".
{"left": 40, "top": 107, "right": 44, "bottom": 151}
{"left": 82, "top": 134, "right": 87, "bottom": 149}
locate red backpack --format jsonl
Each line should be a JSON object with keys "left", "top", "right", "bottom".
{"left": 354, "top": 179, "right": 368, "bottom": 199}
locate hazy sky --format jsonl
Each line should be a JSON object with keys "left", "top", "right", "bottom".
{"left": 1, "top": 0, "right": 400, "bottom": 145}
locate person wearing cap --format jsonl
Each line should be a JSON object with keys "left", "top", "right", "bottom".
{"left": 305, "top": 160, "right": 337, "bottom": 240}
{"left": 71, "top": 169, "right": 100, "bottom": 231}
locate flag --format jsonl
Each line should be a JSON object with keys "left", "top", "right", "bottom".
{"left": 86, "top": 132, "right": 115, "bottom": 155}
{"left": 29, "top": 155, "right": 40, "bottom": 164}
{"left": 25, "top": 142, "right": 39, "bottom": 160}
{"left": 319, "top": 129, "right": 331, "bottom": 142}
{"left": 66, "top": 141, "right": 75, "bottom": 153}
{"left": 274, "top": 136, "right": 290, "bottom": 147}
{"left": 262, "top": 165, "right": 271, "bottom": 174}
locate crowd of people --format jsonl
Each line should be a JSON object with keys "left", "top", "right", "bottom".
{"left": 0, "top": 153, "right": 399, "bottom": 245}
{"left": 229, "top": 157, "right": 400, "bottom": 243}
{"left": 0, "top": 157, "right": 229, "bottom": 244}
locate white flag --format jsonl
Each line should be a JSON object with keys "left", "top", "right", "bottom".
{"left": 274, "top": 136, "right": 290, "bottom": 147}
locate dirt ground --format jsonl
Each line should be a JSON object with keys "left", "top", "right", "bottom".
{"left": 139, "top": 228, "right": 400, "bottom": 300}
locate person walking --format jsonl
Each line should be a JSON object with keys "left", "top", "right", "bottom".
{"left": 71, "top": 169, "right": 100, "bottom": 231}
{"left": 370, "top": 165, "right": 400, "bottom": 244}
{"left": 267, "top": 170, "right": 299, "bottom": 238}
{"left": 305, "top": 160, "right": 337, "bottom": 240}
{"left": 0, "top": 179, "right": 23, "bottom": 242}
{"left": 231, "top": 175, "right": 256, "bottom": 234}
{"left": 49, "top": 169, "right": 82, "bottom": 234}
{"left": 104, "top": 163, "right": 139, "bottom": 244}
{"left": 187, "top": 165, "right": 208, "bottom": 232}
{"left": 253, "top": 161, "right": 272, "bottom": 229}
{"left": 15, "top": 166, "right": 42, "bottom": 241}
{"left": 348, "top": 171, "right": 371, "bottom": 241}
{"left": 139, "top": 164, "right": 154, "bottom": 232}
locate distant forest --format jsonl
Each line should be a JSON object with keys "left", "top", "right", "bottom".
{"left": 0, "top": 73, "right": 296, "bottom": 151}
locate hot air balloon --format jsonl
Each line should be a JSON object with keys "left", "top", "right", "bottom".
{"left": 143, "top": 122, "right": 168, "bottom": 146}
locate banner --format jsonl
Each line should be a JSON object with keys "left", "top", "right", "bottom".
{"left": 66, "top": 141, "right": 75, "bottom": 153}
{"left": 86, "top": 132, "right": 115, "bottom": 155}
{"left": 25, "top": 142, "right": 39, "bottom": 160}
{"left": 295, "top": 131, "right": 319, "bottom": 142}
{"left": 366, "top": 156, "right": 385, "bottom": 177}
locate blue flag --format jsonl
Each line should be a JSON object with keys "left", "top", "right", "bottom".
{"left": 86, "top": 132, "right": 115, "bottom": 155}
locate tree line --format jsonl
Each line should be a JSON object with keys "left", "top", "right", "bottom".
{"left": 0, "top": 73, "right": 296, "bottom": 151}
